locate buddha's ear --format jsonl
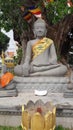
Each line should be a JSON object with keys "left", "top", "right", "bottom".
{"left": 45, "top": 28, "right": 47, "bottom": 36}
{"left": 33, "top": 28, "right": 37, "bottom": 38}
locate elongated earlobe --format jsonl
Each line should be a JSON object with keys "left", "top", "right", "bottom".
{"left": 33, "top": 29, "right": 37, "bottom": 38}
{"left": 44, "top": 29, "right": 47, "bottom": 36}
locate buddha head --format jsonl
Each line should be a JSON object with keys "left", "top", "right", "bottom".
{"left": 33, "top": 18, "right": 47, "bottom": 38}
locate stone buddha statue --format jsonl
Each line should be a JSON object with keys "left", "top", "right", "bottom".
{"left": 14, "top": 18, "right": 67, "bottom": 77}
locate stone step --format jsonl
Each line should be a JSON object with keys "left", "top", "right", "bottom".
{"left": 0, "top": 104, "right": 73, "bottom": 128}
{"left": 0, "top": 89, "right": 17, "bottom": 97}
{"left": 16, "top": 83, "right": 68, "bottom": 93}
{"left": 14, "top": 76, "right": 70, "bottom": 83}
{"left": 0, "top": 114, "right": 73, "bottom": 128}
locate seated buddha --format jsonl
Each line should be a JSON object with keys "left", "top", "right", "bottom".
{"left": 14, "top": 18, "right": 68, "bottom": 77}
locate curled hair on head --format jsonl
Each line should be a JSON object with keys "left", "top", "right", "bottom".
{"left": 33, "top": 18, "right": 47, "bottom": 38}
{"left": 33, "top": 18, "right": 47, "bottom": 28}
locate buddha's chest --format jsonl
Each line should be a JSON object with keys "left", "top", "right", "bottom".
{"left": 31, "top": 48, "right": 50, "bottom": 65}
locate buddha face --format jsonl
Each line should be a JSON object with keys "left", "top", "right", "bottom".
{"left": 33, "top": 19, "right": 47, "bottom": 38}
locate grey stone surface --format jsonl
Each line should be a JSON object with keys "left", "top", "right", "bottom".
{"left": 0, "top": 92, "right": 73, "bottom": 108}
{"left": 14, "top": 76, "right": 70, "bottom": 93}
{"left": 14, "top": 76, "right": 69, "bottom": 83}
{"left": 0, "top": 89, "right": 17, "bottom": 97}
{"left": 0, "top": 75, "right": 72, "bottom": 108}
{"left": 0, "top": 114, "right": 73, "bottom": 128}
{"left": 0, "top": 81, "right": 17, "bottom": 97}
{"left": 56, "top": 117, "right": 73, "bottom": 128}
{"left": 16, "top": 83, "right": 68, "bottom": 93}
{"left": 0, "top": 115, "right": 21, "bottom": 127}
{"left": 64, "top": 89, "right": 73, "bottom": 98}
{"left": 70, "top": 71, "right": 73, "bottom": 83}
{"left": 0, "top": 88, "right": 73, "bottom": 127}
{"left": 0, "top": 74, "right": 72, "bottom": 127}
{"left": 63, "top": 71, "right": 73, "bottom": 98}
{"left": 64, "top": 92, "right": 73, "bottom": 98}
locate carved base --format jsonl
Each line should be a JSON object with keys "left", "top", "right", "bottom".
{"left": 63, "top": 89, "right": 73, "bottom": 98}
{"left": 14, "top": 76, "right": 70, "bottom": 93}
{"left": 0, "top": 89, "right": 18, "bottom": 97}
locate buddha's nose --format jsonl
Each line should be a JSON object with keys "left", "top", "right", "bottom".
{"left": 38, "top": 30, "right": 42, "bottom": 32}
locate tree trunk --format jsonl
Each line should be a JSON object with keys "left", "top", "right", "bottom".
{"left": 54, "top": 14, "right": 73, "bottom": 56}
{"left": 20, "top": 26, "right": 33, "bottom": 64}
{"left": 20, "top": 30, "right": 28, "bottom": 64}
{"left": 46, "top": 14, "right": 73, "bottom": 57}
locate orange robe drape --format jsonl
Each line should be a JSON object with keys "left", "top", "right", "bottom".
{"left": 0, "top": 72, "right": 14, "bottom": 88}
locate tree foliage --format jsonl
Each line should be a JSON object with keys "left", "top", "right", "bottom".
{"left": 0, "top": 0, "right": 28, "bottom": 41}
{"left": 0, "top": 0, "right": 42, "bottom": 35}
{"left": 0, "top": 0, "right": 73, "bottom": 40}
{"left": 0, "top": 31, "right": 10, "bottom": 55}
{"left": 14, "top": 47, "right": 22, "bottom": 65}
{"left": 44, "top": 0, "right": 73, "bottom": 24}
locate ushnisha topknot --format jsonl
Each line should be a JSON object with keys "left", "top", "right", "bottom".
{"left": 33, "top": 18, "right": 46, "bottom": 27}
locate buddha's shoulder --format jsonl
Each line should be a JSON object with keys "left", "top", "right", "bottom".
{"left": 27, "top": 39, "right": 38, "bottom": 45}
{"left": 44, "top": 37, "right": 53, "bottom": 43}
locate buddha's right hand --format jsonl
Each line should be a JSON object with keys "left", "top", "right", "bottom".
{"left": 22, "top": 63, "right": 30, "bottom": 76}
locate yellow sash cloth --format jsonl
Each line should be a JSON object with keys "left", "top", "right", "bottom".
{"left": 32, "top": 37, "right": 53, "bottom": 60}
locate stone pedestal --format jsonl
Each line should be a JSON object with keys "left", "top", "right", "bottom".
{"left": 0, "top": 76, "right": 73, "bottom": 127}
{"left": 14, "top": 76, "right": 70, "bottom": 93}
{"left": 0, "top": 89, "right": 17, "bottom": 97}
{"left": 64, "top": 89, "right": 73, "bottom": 98}
{"left": 63, "top": 71, "right": 73, "bottom": 98}
{"left": 0, "top": 82, "right": 18, "bottom": 97}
